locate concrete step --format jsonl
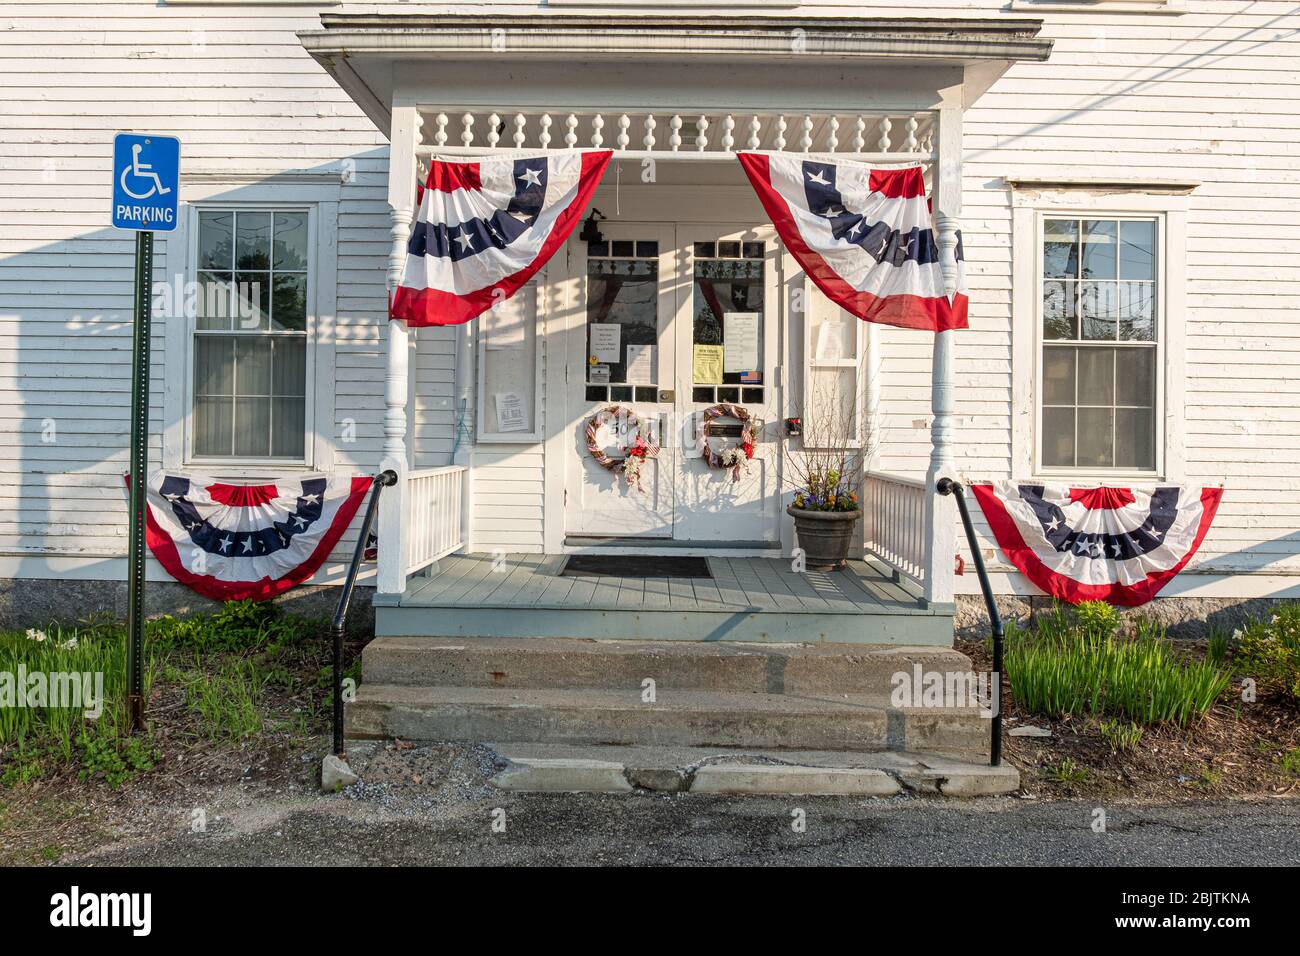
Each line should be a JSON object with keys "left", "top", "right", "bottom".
{"left": 485, "top": 743, "right": 1020, "bottom": 797}
{"left": 361, "top": 636, "right": 976, "bottom": 698}
{"left": 346, "top": 684, "right": 990, "bottom": 756}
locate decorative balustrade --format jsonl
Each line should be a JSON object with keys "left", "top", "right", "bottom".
{"left": 415, "top": 109, "right": 937, "bottom": 162}
{"left": 405, "top": 465, "right": 467, "bottom": 575}
{"left": 862, "top": 472, "right": 928, "bottom": 587}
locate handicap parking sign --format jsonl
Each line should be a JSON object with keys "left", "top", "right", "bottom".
{"left": 112, "top": 133, "right": 180, "bottom": 231}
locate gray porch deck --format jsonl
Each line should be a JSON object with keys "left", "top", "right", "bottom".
{"left": 374, "top": 554, "right": 954, "bottom": 645}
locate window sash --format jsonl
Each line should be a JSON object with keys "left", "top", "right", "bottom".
{"left": 1035, "top": 213, "right": 1164, "bottom": 476}
{"left": 187, "top": 205, "right": 314, "bottom": 465}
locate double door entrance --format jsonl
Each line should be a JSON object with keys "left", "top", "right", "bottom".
{"left": 564, "top": 223, "right": 784, "bottom": 547}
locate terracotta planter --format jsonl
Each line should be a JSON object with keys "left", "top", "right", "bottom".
{"left": 786, "top": 506, "right": 862, "bottom": 571}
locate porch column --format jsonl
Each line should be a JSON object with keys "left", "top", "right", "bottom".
{"left": 376, "top": 105, "right": 418, "bottom": 595}
{"left": 922, "top": 100, "right": 962, "bottom": 607}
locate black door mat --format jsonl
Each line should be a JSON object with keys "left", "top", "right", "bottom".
{"left": 561, "top": 555, "right": 712, "bottom": 578}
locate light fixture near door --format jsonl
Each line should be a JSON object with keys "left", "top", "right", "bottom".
{"left": 579, "top": 208, "right": 606, "bottom": 244}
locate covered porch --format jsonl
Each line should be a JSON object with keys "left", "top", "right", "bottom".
{"left": 299, "top": 13, "right": 1053, "bottom": 632}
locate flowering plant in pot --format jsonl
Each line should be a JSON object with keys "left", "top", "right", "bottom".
{"left": 784, "top": 360, "right": 865, "bottom": 571}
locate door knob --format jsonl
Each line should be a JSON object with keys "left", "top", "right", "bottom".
{"left": 657, "top": 389, "right": 675, "bottom": 402}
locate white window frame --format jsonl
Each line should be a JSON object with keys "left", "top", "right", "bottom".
{"left": 1011, "top": 189, "right": 1188, "bottom": 483}
{"left": 163, "top": 182, "right": 339, "bottom": 478}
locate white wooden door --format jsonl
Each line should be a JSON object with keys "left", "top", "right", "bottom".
{"left": 564, "top": 225, "right": 676, "bottom": 537}
{"left": 671, "top": 225, "right": 783, "bottom": 545}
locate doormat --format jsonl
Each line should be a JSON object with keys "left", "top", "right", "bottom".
{"left": 561, "top": 555, "right": 712, "bottom": 578}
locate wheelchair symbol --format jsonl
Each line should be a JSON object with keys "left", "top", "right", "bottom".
{"left": 119, "top": 143, "right": 172, "bottom": 201}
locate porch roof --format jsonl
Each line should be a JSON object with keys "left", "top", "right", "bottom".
{"left": 299, "top": 13, "right": 1054, "bottom": 131}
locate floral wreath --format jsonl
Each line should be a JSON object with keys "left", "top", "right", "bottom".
{"left": 699, "top": 403, "right": 756, "bottom": 481}
{"left": 584, "top": 406, "right": 660, "bottom": 490}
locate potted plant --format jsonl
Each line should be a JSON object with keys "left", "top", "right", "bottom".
{"left": 784, "top": 356, "right": 865, "bottom": 571}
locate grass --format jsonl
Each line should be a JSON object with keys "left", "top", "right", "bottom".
{"left": 1280, "top": 747, "right": 1300, "bottom": 777}
{"left": 1004, "top": 601, "right": 1232, "bottom": 728}
{"left": 1098, "top": 719, "right": 1145, "bottom": 754}
{"left": 1, "top": 600, "right": 329, "bottom": 788}
{"left": 1044, "top": 757, "right": 1089, "bottom": 784}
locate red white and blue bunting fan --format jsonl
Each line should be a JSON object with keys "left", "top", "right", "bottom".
{"left": 971, "top": 483, "right": 1224, "bottom": 607}
{"left": 136, "top": 472, "right": 373, "bottom": 602}
{"left": 391, "top": 149, "right": 612, "bottom": 326}
{"left": 736, "top": 153, "right": 967, "bottom": 332}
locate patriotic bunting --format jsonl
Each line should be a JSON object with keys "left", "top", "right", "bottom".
{"left": 971, "top": 482, "right": 1223, "bottom": 607}
{"left": 391, "top": 149, "right": 612, "bottom": 326}
{"left": 736, "top": 152, "right": 966, "bottom": 332}
{"left": 134, "top": 472, "right": 373, "bottom": 602}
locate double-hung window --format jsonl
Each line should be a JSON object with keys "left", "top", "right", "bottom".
{"left": 1039, "top": 216, "right": 1160, "bottom": 472}
{"left": 191, "top": 209, "right": 311, "bottom": 461}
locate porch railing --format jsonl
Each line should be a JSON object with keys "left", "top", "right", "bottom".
{"left": 405, "top": 464, "right": 468, "bottom": 576}
{"left": 861, "top": 471, "right": 928, "bottom": 587}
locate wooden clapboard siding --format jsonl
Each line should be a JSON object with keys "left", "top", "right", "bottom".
{"left": 1, "top": 0, "right": 1299, "bottom": 596}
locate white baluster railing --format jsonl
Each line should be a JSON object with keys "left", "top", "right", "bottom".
{"left": 405, "top": 465, "right": 468, "bottom": 575}
{"left": 861, "top": 472, "right": 928, "bottom": 587}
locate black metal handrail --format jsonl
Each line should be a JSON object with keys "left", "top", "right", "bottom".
{"left": 937, "top": 477, "right": 1004, "bottom": 767}
{"left": 330, "top": 469, "right": 398, "bottom": 757}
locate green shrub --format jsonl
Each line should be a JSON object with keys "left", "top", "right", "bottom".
{"left": 1280, "top": 748, "right": 1300, "bottom": 777}
{"left": 150, "top": 599, "right": 323, "bottom": 653}
{"left": 1005, "top": 601, "right": 1231, "bottom": 727}
{"left": 1231, "top": 605, "right": 1300, "bottom": 702}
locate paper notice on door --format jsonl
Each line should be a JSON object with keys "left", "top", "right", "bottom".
{"left": 723, "top": 312, "right": 760, "bottom": 374}
{"left": 814, "top": 317, "right": 843, "bottom": 361}
{"left": 589, "top": 323, "right": 621, "bottom": 363}
{"left": 493, "top": 391, "right": 529, "bottom": 433}
{"left": 588, "top": 364, "right": 610, "bottom": 384}
{"left": 625, "top": 344, "right": 655, "bottom": 384}
{"left": 693, "top": 344, "right": 723, "bottom": 385}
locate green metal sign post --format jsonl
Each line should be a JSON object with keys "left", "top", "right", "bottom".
{"left": 126, "top": 230, "right": 153, "bottom": 732}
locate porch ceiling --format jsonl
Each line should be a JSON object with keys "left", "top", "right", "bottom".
{"left": 298, "top": 13, "right": 1053, "bottom": 133}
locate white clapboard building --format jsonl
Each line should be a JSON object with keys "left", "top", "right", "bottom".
{"left": 3, "top": 0, "right": 1297, "bottom": 656}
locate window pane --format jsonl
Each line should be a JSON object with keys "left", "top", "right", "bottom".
{"left": 233, "top": 398, "right": 271, "bottom": 457}
{"left": 1042, "top": 407, "right": 1076, "bottom": 467}
{"left": 611, "top": 240, "right": 634, "bottom": 257}
{"left": 235, "top": 336, "right": 272, "bottom": 396}
{"left": 1080, "top": 281, "right": 1118, "bottom": 340}
{"left": 193, "top": 336, "right": 234, "bottom": 396}
{"left": 196, "top": 271, "right": 233, "bottom": 330}
{"left": 235, "top": 211, "right": 272, "bottom": 270}
{"left": 272, "top": 274, "right": 307, "bottom": 332}
{"left": 1115, "top": 407, "right": 1155, "bottom": 469}
{"left": 1119, "top": 281, "right": 1156, "bottom": 341}
{"left": 233, "top": 272, "right": 270, "bottom": 331}
{"left": 586, "top": 257, "right": 657, "bottom": 385}
{"left": 274, "top": 337, "right": 307, "bottom": 397}
{"left": 1077, "top": 407, "right": 1114, "bottom": 468}
{"left": 1081, "top": 220, "right": 1117, "bottom": 279}
{"left": 694, "top": 257, "right": 764, "bottom": 384}
{"left": 1078, "top": 346, "right": 1115, "bottom": 406}
{"left": 1119, "top": 220, "right": 1156, "bottom": 281}
{"left": 1042, "top": 279, "right": 1077, "bottom": 339}
{"left": 198, "top": 211, "right": 233, "bottom": 270}
{"left": 194, "top": 397, "right": 233, "bottom": 457}
{"left": 1043, "top": 219, "right": 1078, "bottom": 278}
{"left": 273, "top": 211, "right": 309, "bottom": 271}
{"left": 1115, "top": 347, "right": 1156, "bottom": 407}
{"left": 1042, "top": 346, "right": 1076, "bottom": 405}
{"left": 271, "top": 398, "right": 306, "bottom": 457}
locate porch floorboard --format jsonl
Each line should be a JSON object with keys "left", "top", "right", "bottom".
{"left": 375, "top": 554, "right": 952, "bottom": 646}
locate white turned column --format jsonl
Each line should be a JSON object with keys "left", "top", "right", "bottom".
{"left": 377, "top": 105, "right": 418, "bottom": 596}
{"left": 922, "top": 100, "right": 963, "bottom": 608}
{"left": 863, "top": 322, "right": 882, "bottom": 470}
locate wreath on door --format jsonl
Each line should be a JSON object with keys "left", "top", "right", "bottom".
{"left": 699, "top": 403, "right": 755, "bottom": 481}
{"left": 584, "top": 406, "right": 660, "bottom": 491}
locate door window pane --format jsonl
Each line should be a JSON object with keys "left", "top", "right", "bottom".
{"left": 586, "top": 256, "right": 658, "bottom": 386}
{"left": 692, "top": 252, "right": 764, "bottom": 390}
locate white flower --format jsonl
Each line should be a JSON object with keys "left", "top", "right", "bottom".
{"left": 59, "top": 637, "right": 79, "bottom": 650}
{"left": 25, "top": 628, "right": 48, "bottom": 643}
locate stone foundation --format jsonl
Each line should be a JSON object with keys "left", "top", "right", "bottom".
{"left": 955, "top": 593, "right": 1289, "bottom": 641}
{"left": 0, "top": 577, "right": 374, "bottom": 633}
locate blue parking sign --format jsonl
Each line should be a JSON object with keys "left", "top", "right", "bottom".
{"left": 112, "top": 133, "right": 180, "bottom": 231}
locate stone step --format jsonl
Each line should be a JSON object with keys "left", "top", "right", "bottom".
{"left": 361, "top": 636, "right": 976, "bottom": 698}
{"left": 483, "top": 743, "right": 1020, "bottom": 797}
{"left": 346, "top": 684, "right": 990, "bottom": 756}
